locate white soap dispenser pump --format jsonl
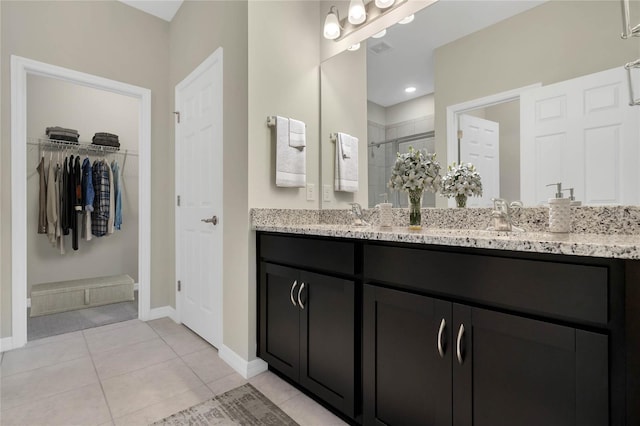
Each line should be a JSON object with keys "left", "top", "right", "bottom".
{"left": 546, "top": 182, "right": 571, "bottom": 233}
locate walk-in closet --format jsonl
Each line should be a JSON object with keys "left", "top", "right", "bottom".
{"left": 26, "top": 74, "right": 140, "bottom": 340}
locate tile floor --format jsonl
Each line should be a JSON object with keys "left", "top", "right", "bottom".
{"left": 0, "top": 318, "right": 347, "bottom": 426}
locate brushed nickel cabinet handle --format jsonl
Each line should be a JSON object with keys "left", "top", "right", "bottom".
{"left": 201, "top": 215, "right": 218, "bottom": 225}
{"left": 437, "top": 318, "right": 446, "bottom": 358}
{"left": 456, "top": 324, "right": 465, "bottom": 365}
{"left": 290, "top": 280, "right": 297, "bottom": 307}
{"left": 298, "top": 282, "right": 305, "bottom": 310}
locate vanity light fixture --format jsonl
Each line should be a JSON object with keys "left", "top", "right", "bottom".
{"left": 375, "top": 0, "right": 395, "bottom": 9}
{"left": 398, "top": 13, "right": 414, "bottom": 24}
{"left": 405, "top": 86, "right": 417, "bottom": 93}
{"left": 372, "top": 29, "right": 387, "bottom": 39}
{"left": 347, "top": 43, "right": 361, "bottom": 51}
{"left": 348, "top": 0, "right": 367, "bottom": 25}
{"left": 323, "top": 6, "right": 342, "bottom": 40}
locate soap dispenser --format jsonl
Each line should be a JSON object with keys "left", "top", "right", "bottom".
{"left": 566, "top": 188, "right": 582, "bottom": 206}
{"left": 546, "top": 182, "right": 571, "bottom": 233}
{"left": 377, "top": 193, "right": 393, "bottom": 228}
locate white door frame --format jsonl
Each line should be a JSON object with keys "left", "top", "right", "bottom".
{"left": 446, "top": 83, "right": 541, "bottom": 207}
{"left": 174, "top": 48, "right": 223, "bottom": 347}
{"left": 10, "top": 55, "right": 152, "bottom": 349}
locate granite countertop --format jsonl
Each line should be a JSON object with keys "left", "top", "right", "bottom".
{"left": 254, "top": 223, "right": 640, "bottom": 260}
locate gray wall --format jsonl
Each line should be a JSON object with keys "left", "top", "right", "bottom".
{"left": 1, "top": 0, "right": 170, "bottom": 338}
{"left": 26, "top": 75, "right": 140, "bottom": 295}
{"left": 433, "top": 0, "right": 639, "bottom": 207}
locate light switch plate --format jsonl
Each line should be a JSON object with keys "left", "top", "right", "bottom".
{"left": 323, "top": 185, "right": 331, "bottom": 202}
{"left": 306, "top": 184, "right": 315, "bottom": 201}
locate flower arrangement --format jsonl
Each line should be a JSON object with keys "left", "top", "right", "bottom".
{"left": 440, "top": 162, "right": 483, "bottom": 207}
{"left": 388, "top": 147, "right": 441, "bottom": 228}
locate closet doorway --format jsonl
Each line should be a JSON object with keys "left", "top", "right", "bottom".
{"left": 10, "top": 56, "right": 151, "bottom": 348}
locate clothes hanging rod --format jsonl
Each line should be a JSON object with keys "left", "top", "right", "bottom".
{"left": 27, "top": 137, "right": 139, "bottom": 156}
{"left": 368, "top": 131, "right": 435, "bottom": 148}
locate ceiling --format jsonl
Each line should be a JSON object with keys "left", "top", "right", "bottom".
{"left": 118, "top": 0, "right": 183, "bottom": 22}
{"left": 366, "top": 0, "right": 546, "bottom": 107}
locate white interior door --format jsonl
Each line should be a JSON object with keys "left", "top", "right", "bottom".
{"left": 459, "top": 114, "right": 500, "bottom": 207}
{"left": 175, "top": 49, "right": 223, "bottom": 348}
{"left": 520, "top": 66, "right": 639, "bottom": 206}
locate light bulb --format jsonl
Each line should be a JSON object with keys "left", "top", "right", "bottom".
{"left": 348, "top": 0, "right": 366, "bottom": 25}
{"left": 323, "top": 7, "right": 341, "bottom": 40}
{"left": 375, "top": 0, "right": 395, "bottom": 9}
{"left": 399, "top": 14, "right": 415, "bottom": 24}
{"left": 405, "top": 86, "right": 417, "bottom": 93}
{"left": 371, "top": 29, "right": 387, "bottom": 39}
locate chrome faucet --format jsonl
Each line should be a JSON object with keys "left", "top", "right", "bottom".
{"left": 487, "top": 198, "right": 523, "bottom": 232}
{"left": 349, "top": 202, "right": 370, "bottom": 226}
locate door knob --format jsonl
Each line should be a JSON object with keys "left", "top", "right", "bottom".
{"left": 201, "top": 215, "right": 218, "bottom": 225}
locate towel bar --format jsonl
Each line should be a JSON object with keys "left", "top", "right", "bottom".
{"left": 329, "top": 133, "right": 337, "bottom": 142}
{"left": 266, "top": 116, "right": 277, "bottom": 127}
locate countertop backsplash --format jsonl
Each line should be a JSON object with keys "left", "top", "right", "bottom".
{"left": 252, "top": 206, "right": 640, "bottom": 235}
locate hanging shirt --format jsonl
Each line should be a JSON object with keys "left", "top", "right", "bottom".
{"left": 46, "top": 159, "right": 58, "bottom": 245}
{"left": 92, "top": 160, "right": 110, "bottom": 237}
{"left": 56, "top": 163, "right": 65, "bottom": 254}
{"left": 107, "top": 160, "right": 115, "bottom": 234}
{"left": 36, "top": 157, "right": 47, "bottom": 234}
{"left": 111, "top": 160, "right": 122, "bottom": 230}
{"left": 72, "top": 156, "right": 82, "bottom": 250}
{"left": 61, "top": 157, "right": 70, "bottom": 235}
{"left": 82, "top": 158, "right": 94, "bottom": 241}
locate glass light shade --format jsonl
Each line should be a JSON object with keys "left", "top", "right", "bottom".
{"left": 375, "top": 0, "right": 395, "bottom": 9}
{"left": 347, "top": 43, "right": 361, "bottom": 51}
{"left": 348, "top": 0, "right": 366, "bottom": 25}
{"left": 405, "top": 86, "right": 417, "bottom": 93}
{"left": 323, "top": 10, "right": 341, "bottom": 40}
{"left": 399, "top": 14, "right": 415, "bottom": 24}
{"left": 371, "top": 29, "right": 387, "bottom": 38}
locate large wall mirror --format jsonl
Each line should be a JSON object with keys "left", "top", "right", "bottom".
{"left": 320, "top": 0, "right": 640, "bottom": 209}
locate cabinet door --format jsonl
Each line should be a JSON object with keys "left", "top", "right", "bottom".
{"left": 363, "top": 285, "right": 452, "bottom": 426}
{"left": 299, "top": 271, "right": 355, "bottom": 418}
{"left": 258, "top": 263, "right": 300, "bottom": 382}
{"left": 453, "top": 304, "right": 609, "bottom": 426}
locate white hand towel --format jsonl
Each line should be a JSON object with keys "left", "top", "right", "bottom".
{"left": 276, "top": 116, "right": 306, "bottom": 187}
{"left": 335, "top": 132, "right": 358, "bottom": 192}
{"left": 289, "top": 118, "right": 306, "bottom": 149}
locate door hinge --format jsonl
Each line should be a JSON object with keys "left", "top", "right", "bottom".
{"left": 457, "top": 130, "right": 463, "bottom": 139}
{"left": 173, "top": 111, "right": 180, "bottom": 124}
{"left": 177, "top": 195, "right": 181, "bottom": 206}
{"left": 177, "top": 280, "right": 182, "bottom": 292}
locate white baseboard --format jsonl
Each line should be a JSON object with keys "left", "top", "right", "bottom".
{"left": 219, "top": 344, "right": 268, "bottom": 379}
{"left": 0, "top": 336, "right": 15, "bottom": 353}
{"left": 146, "top": 306, "right": 178, "bottom": 322}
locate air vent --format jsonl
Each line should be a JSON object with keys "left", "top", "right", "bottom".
{"left": 369, "top": 41, "right": 393, "bottom": 55}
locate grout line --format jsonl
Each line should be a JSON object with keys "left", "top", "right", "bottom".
{"left": 83, "top": 330, "right": 116, "bottom": 424}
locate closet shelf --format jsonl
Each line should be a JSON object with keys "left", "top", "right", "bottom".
{"left": 27, "top": 137, "right": 138, "bottom": 156}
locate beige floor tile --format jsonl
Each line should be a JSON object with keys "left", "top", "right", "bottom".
{"left": 146, "top": 317, "right": 184, "bottom": 337}
{"left": 0, "top": 356, "right": 98, "bottom": 411}
{"left": 249, "top": 371, "right": 301, "bottom": 405}
{"left": 112, "top": 384, "right": 213, "bottom": 426}
{"left": 83, "top": 319, "right": 142, "bottom": 336}
{"left": 101, "top": 358, "right": 204, "bottom": 418}
{"left": 159, "top": 327, "right": 212, "bottom": 356}
{"left": 84, "top": 321, "right": 157, "bottom": 354}
{"left": 206, "top": 372, "right": 248, "bottom": 396}
{"left": 1, "top": 333, "right": 88, "bottom": 377}
{"left": 180, "top": 347, "right": 235, "bottom": 383}
{"left": 279, "top": 393, "right": 348, "bottom": 426}
{"left": 26, "top": 330, "right": 84, "bottom": 348}
{"left": 92, "top": 337, "right": 178, "bottom": 380}
{"left": 0, "top": 382, "right": 111, "bottom": 426}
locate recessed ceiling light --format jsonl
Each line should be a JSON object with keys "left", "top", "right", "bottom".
{"left": 405, "top": 86, "right": 417, "bottom": 93}
{"left": 347, "top": 43, "right": 361, "bottom": 51}
{"left": 372, "top": 29, "right": 387, "bottom": 39}
{"left": 399, "top": 14, "right": 415, "bottom": 24}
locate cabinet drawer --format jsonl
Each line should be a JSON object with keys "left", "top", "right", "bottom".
{"left": 259, "top": 234, "right": 355, "bottom": 275}
{"left": 364, "top": 244, "right": 608, "bottom": 325}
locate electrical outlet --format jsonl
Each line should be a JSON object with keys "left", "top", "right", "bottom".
{"left": 323, "top": 185, "right": 332, "bottom": 202}
{"left": 306, "top": 184, "right": 315, "bottom": 201}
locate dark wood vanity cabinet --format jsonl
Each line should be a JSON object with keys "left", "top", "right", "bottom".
{"left": 257, "top": 232, "right": 640, "bottom": 426}
{"left": 257, "top": 234, "right": 357, "bottom": 419}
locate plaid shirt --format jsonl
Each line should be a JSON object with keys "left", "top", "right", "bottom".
{"left": 91, "top": 160, "right": 110, "bottom": 237}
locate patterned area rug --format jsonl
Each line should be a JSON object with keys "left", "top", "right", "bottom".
{"left": 152, "top": 383, "right": 299, "bottom": 425}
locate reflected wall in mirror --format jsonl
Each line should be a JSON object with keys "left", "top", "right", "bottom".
{"left": 320, "top": 0, "right": 640, "bottom": 208}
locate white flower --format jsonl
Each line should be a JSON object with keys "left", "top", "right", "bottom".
{"left": 440, "top": 162, "right": 483, "bottom": 198}
{"left": 388, "top": 146, "right": 442, "bottom": 194}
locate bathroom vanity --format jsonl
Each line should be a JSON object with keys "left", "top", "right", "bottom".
{"left": 256, "top": 227, "right": 640, "bottom": 426}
